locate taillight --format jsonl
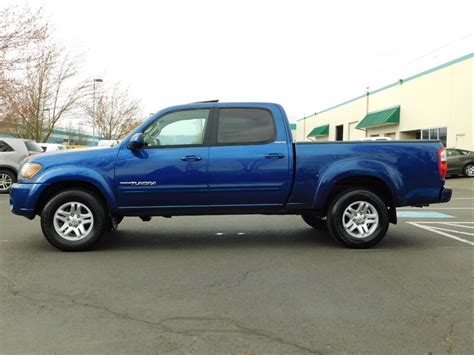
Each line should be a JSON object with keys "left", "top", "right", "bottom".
{"left": 438, "top": 147, "right": 447, "bottom": 178}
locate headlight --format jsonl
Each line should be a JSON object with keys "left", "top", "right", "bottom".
{"left": 19, "top": 163, "right": 42, "bottom": 179}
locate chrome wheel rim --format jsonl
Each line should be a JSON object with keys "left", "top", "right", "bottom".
{"left": 0, "top": 173, "right": 13, "bottom": 191}
{"left": 466, "top": 165, "right": 474, "bottom": 177}
{"left": 342, "top": 201, "right": 379, "bottom": 239}
{"left": 53, "top": 202, "right": 94, "bottom": 241}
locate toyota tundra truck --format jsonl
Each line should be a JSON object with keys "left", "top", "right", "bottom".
{"left": 9, "top": 102, "right": 452, "bottom": 251}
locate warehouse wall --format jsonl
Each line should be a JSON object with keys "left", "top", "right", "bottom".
{"left": 297, "top": 54, "right": 473, "bottom": 150}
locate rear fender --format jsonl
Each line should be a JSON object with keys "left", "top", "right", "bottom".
{"left": 312, "top": 159, "right": 405, "bottom": 210}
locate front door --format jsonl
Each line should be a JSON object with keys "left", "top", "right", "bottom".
{"left": 115, "top": 108, "right": 211, "bottom": 209}
{"left": 207, "top": 107, "right": 291, "bottom": 207}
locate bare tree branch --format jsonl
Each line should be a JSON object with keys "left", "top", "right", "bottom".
{"left": 83, "top": 83, "right": 142, "bottom": 140}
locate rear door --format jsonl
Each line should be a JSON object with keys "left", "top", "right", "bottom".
{"left": 207, "top": 107, "right": 292, "bottom": 207}
{"left": 447, "top": 149, "right": 464, "bottom": 174}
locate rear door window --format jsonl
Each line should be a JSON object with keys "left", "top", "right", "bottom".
{"left": 24, "top": 141, "right": 43, "bottom": 153}
{"left": 216, "top": 108, "right": 276, "bottom": 145}
{"left": 0, "top": 141, "right": 13, "bottom": 152}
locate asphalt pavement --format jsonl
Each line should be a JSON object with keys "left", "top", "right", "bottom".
{"left": 0, "top": 178, "right": 473, "bottom": 353}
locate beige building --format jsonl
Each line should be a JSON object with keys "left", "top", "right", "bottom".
{"left": 296, "top": 53, "right": 473, "bottom": 150}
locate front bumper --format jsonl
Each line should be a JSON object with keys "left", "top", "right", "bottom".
{"left": 9, "top": 183, "right": 48, "bottom": 219}
{"left": 440, "top": 187, "right": 452, "bottom": 203}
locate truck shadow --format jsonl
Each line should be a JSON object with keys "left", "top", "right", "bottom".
{"left": 96, "top": 228, "right": 419, "bottom": 251}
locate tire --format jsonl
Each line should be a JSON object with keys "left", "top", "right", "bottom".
{"left": 301, "top": 213, "right": 328, "bottom": 230}
{"left": 0, "top": 169, "right": 16, "bottom": 194}
{"left": 327, "top": 189, "right": 389, "bottom": 249}
{"left": 40, "top": 189, "right": 107, "bottom": 251}
{"left": 463, "top": 163, "right": 474, "bottom": 177}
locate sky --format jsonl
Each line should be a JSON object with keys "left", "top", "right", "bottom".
{"left": 4, "top": 0, "right": 473, "bottom": 124}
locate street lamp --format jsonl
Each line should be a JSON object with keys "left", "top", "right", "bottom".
{"left": 92, "top": 78, "right": 103, "bottom": 146}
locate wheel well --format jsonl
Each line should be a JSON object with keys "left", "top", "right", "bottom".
{"left": 0, "top": 167, "right": 17, "bottom": 179}
{"left": 36, "top": 180, "right": 109, "bottom": 215}
{"left": 325, "top": 176, "right": 396, "bottom": 223}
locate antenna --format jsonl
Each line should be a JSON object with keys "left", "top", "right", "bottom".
{"left": 191, "top": 99, "right": 219, "bottom": 103}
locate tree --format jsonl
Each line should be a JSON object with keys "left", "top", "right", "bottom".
{"left": 0, "top": 5, "right": 47, "bottom": 80}
{"left": 0, "top": 5, "right": 47, "bottom": 120}
{"left": 84, "top": 84, "right": 142, "bottom": 140}
{"left": 0, "top": 8, "right": 90, "bottom": 143}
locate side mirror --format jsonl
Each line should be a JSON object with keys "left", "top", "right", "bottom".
{"left": 128, "top": 133, "right": 144, "bottom": 150}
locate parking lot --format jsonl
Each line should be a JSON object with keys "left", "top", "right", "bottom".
{"left": 0, "top": 178, "right": 472, "bottom": 353}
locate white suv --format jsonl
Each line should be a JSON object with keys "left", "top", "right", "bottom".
{"left": 0, "top": 138, "right": 43, "bottom": 193}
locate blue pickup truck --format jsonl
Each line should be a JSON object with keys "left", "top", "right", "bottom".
{"left": 10, "top": 102, "right": 452, "bottom": 251}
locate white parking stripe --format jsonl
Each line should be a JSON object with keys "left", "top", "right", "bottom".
{"left": 400, "top": 207, "right": 474, "bottom": 210}
{"left": 426, "top": 226, "right": 474, "bottom": 236}
{"left": 408, "top": 222, "right": 474, "bottom": 246}
{"left": 442, "top": 222, "right": 474, "bottom": 229}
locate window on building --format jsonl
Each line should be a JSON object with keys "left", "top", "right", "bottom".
{"left": 420, "top": 127, "right": 447, "bottom": 147}
{"left": 216, "top": 108, "right": 275, "bottom": 144}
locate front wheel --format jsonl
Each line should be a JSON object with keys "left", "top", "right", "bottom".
{"left": 327, "top": 189, "right": 389, "bottom": 248}
{"left": 41, "top": 189, "right": 107, "bottom": 251}
{"left": 463, "top": 164, "right": 474, "bottom": 177}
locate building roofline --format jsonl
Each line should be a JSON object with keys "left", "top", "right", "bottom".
{"left": 298, "top": 52, "right": 474, "bottom": 122}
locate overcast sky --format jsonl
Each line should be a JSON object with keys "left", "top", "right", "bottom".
{"left": 5, "top": 0, "right": 473, "bottom": 122}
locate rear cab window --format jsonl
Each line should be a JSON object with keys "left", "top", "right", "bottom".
{"left": 215, "top": 108, "right": 276, "bottom": 145}
{"left": 24, "top": 141, "right": 43, "bottom": 153}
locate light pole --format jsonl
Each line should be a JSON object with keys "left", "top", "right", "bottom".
{"left": 92, "top": 78, "right": 103, "bottom": 146}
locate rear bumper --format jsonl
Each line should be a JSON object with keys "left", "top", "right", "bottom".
{"left": 440, "top": 187, "right": 452, "bottom": 203}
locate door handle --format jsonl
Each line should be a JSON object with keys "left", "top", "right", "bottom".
{"left": 181, "top": 155, "right": 202, "bottom": 162}
{"left": 265, "top": 153, "right": 285, "bottom": 159}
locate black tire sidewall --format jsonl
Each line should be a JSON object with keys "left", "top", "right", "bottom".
{"left": 463, "top": 164, "right": 474, "bottom": 177}
{"left": 327, "top": 189, "right": 389, "bottom": 248}
{"left": 0, "top": 169, "right": 16, "bottom": 194}
{"left": 41, "top": 189, "right": 106, "bottom": 251}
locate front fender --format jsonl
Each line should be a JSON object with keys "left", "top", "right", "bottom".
{"left": 312, "top": 159, "right": 405, "bottom": 209}
{"left": 29, "top": 166, "right": 117, "bottom": 211}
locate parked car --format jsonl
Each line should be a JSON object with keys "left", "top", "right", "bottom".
{"left": 66, "top": 145, "right": 89, "bottom": 149}
{"left": 0, "top": 138, "right": 43, "bottom": 193}
{"left": 446, "top": 148, "right": 474, "bottom": 177}
{"left": 40, "top": 143, "right": 66, "bottom": 153}
{"left": 98, "top": 140, "right": 121, "bottom": 147}
{"left": 10, "top": 102, "right": 451, "bottom": 251}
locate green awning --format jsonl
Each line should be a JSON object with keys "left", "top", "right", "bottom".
{"left": 307, "top": 124, "right": 329, "bottom": 137}
{"left": 356, "top": 106, "right": 400, "bottom": 129}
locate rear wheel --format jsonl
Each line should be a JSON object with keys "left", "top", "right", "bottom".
{"left": 327, "top": 189, "right": 389, "bottom": 248}
{"left": 0, "top": 170, "right": 15, "bottom": 194}
{"left": 41, "top": 189, "right": 107, "bottom": 251}
{"left": 301, "top": 213, "right": 328, "bottom": 230}
{"left": 463, "top": 163, "right": 474, "bottom": 177}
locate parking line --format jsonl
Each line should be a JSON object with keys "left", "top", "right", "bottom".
{"left": 407, "top": 222, "right": 474, "bottom": 246}
{"left": 400, "top": 207, "right": 474, "bottom": 210}
{"left": 397, "top": 211, "right": 454, "bottom": 218}
{"left": 442, "top": 222, "right": 474, "bottom": 229}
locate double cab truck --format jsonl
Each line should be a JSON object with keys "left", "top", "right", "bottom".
{"left": 10, "top": 102, "right": 452, "bottom": 251}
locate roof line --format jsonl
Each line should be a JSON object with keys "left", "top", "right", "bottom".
{"left": 298, "top": 52, "right": 473, "bottom": 122}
